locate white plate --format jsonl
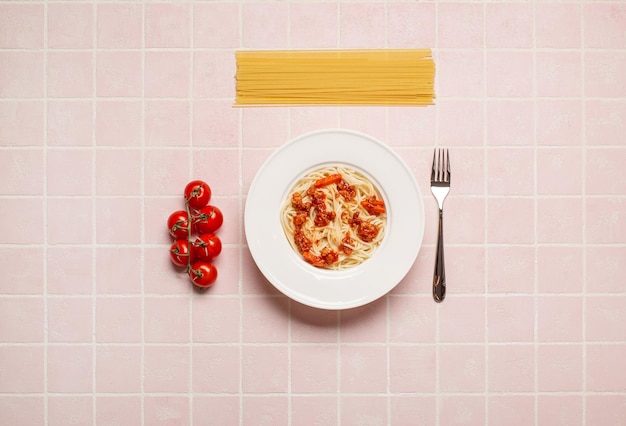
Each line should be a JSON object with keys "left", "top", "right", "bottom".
{"left": 245, "top": 129, "right": 425, "bottom": 310}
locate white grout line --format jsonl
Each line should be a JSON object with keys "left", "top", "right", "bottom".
{"left": 140, "top": 3, "right": 146, "bottom": 425}
{"left": 43, "top": 2, "right": 49, "bottom": 424}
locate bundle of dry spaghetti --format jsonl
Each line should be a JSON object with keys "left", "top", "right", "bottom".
{"left": 234, "top": 49, "right": 435, "bottom": 106}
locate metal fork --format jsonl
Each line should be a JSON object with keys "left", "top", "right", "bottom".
{"left": 430, "top": 149, "right": 450, "bottom": 303}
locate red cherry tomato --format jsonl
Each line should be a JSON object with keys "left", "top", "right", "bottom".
{"left": 193, "top": 233, "right": 222, "bottom": 261}
{"left": 167, "top": 210, "right": 190, "bottom": 239}
{"left": 189, "top": 261, "right": 218, "bottom": 287}
{"left": 194, "top": 205, "right": 223, "bottom": 234}
{"left": 184, "top": 180, "right": 211, "bottom": 209}
{"left": 170, "top": 239, "right": 193, "bottom": 267}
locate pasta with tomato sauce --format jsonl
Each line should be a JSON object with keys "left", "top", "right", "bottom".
{"left": 280, "top": 166, "right": 387, "bottom": 270}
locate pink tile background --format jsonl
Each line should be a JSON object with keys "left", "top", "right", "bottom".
{"left": 1, "top": 1, "right": 625, "bottom": 425}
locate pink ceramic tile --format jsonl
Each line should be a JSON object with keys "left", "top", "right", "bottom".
{"left": 339, "top": 3, "right": 386, "bottom": 48}
{"left": 537, "top": 344, "right": 583, "bottom": 392}
{"left": 242, "top": 396, "right": 288, "bottom": 426}
{"left": 339, "top": 298, "right": 387, "bottom": 343}
{"left": 242, "top": 297, "right": 289, "bottom": 343}
{"left": 537, "top": 147, "right": 583, "bottom": 195}
{"left": 47, "top": 247, "right": 92, "bottom": 295}
{"left": 486, "top": 51, "right": 533, "bottom": 98}
{"left": 47, "top": 198, "right": 93, "bottom": 244}
{"left": 340, "top": 396, "right": 387, "bottom": 426}
{"left": 445, "top": 197, "right": 485, "bottom": 244}
{"left": 585, "top": 52, "right": 626, "bottom": 98}
{"left": 47, "top": 101, "right": 93, "bottom": 146}
{"left": 242, "top": 149, "right": 271, "bottom": 195}
{"left": 388, "top": 296, "right": 436, "bottom": 343}
{"left": 389, "top": 345, "right": 436, "bottom": 393}
{"left": 290, "top": 3, "right": 338, "bottom": 48}
{"left": 47, "top": 3, "right": 92, "bottom": 49}
{"left": 387, "top": 3, "right": 435, "bottom": 47}
{"left": 0, "top": 347, "right": 44, "bottom": 392}
{"left": 290, "top": 303, "right": 339, "bottom": 343}
{"left": 96, "top": 101, "right": 142, "bottom": 147}
{"left": 536, "top": 51, "right": 582, "bottom": 98}
{"left": 439, "top": 149, "right": 485, "bottom": 196}
{"left": 47, "top": 297, "right": 92, "bottom": 343}
{"left": 145, "top": 297, "right": 190, "bottom": 343}
{"left": 97, "top": 4, "right": 142, "bottom": 49}
{"left": 391, "top": 396, "right": 436, "bottom": 425}
{"left": 242, "top": 345, "right": 288, "bottom": 393}
{"left": 145, "top": 3, "right": 190, "bottom": 48}
{"left": 487, "top": 246, "right": 535, "bottom": 294}
{"left": 486, "top": 3, "right": 533, "bottom": 48}
{"left": 96, "top": 297, "right": 142, "bottom": 343}
{"left": 586, "top": 148, "right": 626, "bottom": 195}
{"left": 96, "top": 51, "right": 142, "bottom": 98}
{"left": 487, "top": 296, "right": 534, "bottom": 342}
{"left": 0, "top": 397, "right": 44, "bottom": 426}
{"left": 535, "top": 3, "right": 581, "bottom": 48}
{"left": 193, "top": 345, "right": 240, "bottom": 393}
{"left": 487, "top": 198, "right": 534, "bottom": 244}
{"left": 0, "top": 297, "right": 44, "bottom": 343}
{"left": 387, "top": 108, "right": 435, "bottom": 147}
{"left": 48, "top": 396, "right": 93, "bottom": 426}
{"left": 439, "top": 345, "right": 485, "bottom": 392}
{"left": 437, "top": 50, "right": 484, "bottom": 98}
{"left": 185, "top": 281, "right": 231, "bottom": 340}
{"left": 586, "top": 296, "right": 626, "bottom": 342}
{"left": 488, "top": 395, "right": 535, "bottom": 426}
{"left": 488, "top": 344, "right": 534, "bottom": 392}
{"left": 437, "top": 100, "right": 484, "bottom": 147}
{"left": 0, "top": 4, "right": 43, "bottom": 48}
{"left": 446, "top": 246, "right": 486, "bottom": 294}
{"left": 537, "top": 198, "right": 583, "bottom": 243}
{"left": 194, "top": 3, "right": 239, "bottom": 48}
{"left": 0, "top": 149, "right": 42, "bottom": 195}
{"left": 0, "top": 52, "right": 44, "bottom": 98}
{"left": 242, "top": 108, "right": 289, "bottom": 148}
{"left": 438, "top": 3, "right": 484, "bottom": 48}
{"left": 487, "top": 100, "right": 534, "bottom": 146}
{"left": 144, "top": 149, "right": 191, "bottom": 195}
{"left": 145, "top": 52, "right": 190, "bottom": 98}
{"left": 47, "top": 345, "right": 93, "bottom": 393}
{"left": 47, "top": 149, "right": 93, "bottom": 196}
{"left": 537, "top": 296, "right": 583, "bottom": 342}
{"left": 193, "top": 396, "right": 239, "bottom": 426}
{"left": 439, "top": 395, "right": 485, "bottom": 426}
{"left": 96, "top": 345, "right": 141, "bottom": 393}
{"left": 96, "top": 197, "right": 142, "bottom": 244}
{"left": 95, "top": 247, "right": 141, "bottom": 294}
{"left": 586, "top": 395, "right": 626, "bottom": 426}
{"left": 47, "top": 52, "right": 93, "bottom": 98}
{"left": 585, "top": 100, "right": 626, "bottom": 146}
{"left": 144, "top": 396, "right": 190, "bottom": 425}
{"left": 537, "top": 395, "right": 583, "bottom": 426}
{"left": 144, "top": 246, "right": 192, "bottom": 295}
{"left": 145, "top": 101, "right": 190, "bottom": 147}
{"left": 192, "top": 149, "right": 239, "bottom": 196}
{"left": 0, "top": 247, "right": 44, "bottom": 294}
{"left": 536, "top": 99, "right": 583, "bottom": 146}
{"left": 487, "top": 148, "right": 534, "bottom": 195}
{"left": 586, "top": 247, "right": 626, "bottom": 293}
{"left": 144, "top": 346, "right": 190, "bottom": 393}
{"left": 586, "top": 198, "right": 626, "bottom": 244}
{"left": 341, "top": 345, "right": 387, "bottom": 393}
{"left": 537, "top": 247, "right": 583, "bottom": 294}
{"left": 193, "top": 50, "right": 236, "bottom": 99}
{"left": 292, "top": 396, "right": 338, "bottom": 426}
{"left": 0, "top": 101, "right": 44, "bottom": 147}
{"left": 242, "top": 3, "right": 289, "bottom": 48}
{"left": 241, "top": 248, "right": 280, "bottom": 295}
{"left": 144, "top": 197, "right": 187, "bottom": 245}
{"left": 0, "top": 199, "right": 43, "bottom": 244}
{"left": 584, "top": 3, "right": 626, "bottom": 48}
{"left": 96, "top": 149, "right": 141, "bottom": 195}
{"left": 340, "top": 107, "right": 388, "bottom": 142}
{"left": 193, "top": 100, "right": 240, "bottom": 147}
{"left": 291, "top": 345, "right": 338, "bottom": 393}
{"left": 439, "top": 296, "right": 485, "bottom": 342}
{"left": 96, "top": 396, "right": 141, "bottom": 426}
{"left": 587, "top": 344, "right": 626, "bottom": 391}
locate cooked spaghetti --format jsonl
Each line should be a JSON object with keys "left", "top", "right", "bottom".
{"left": 280, "top": 166, "right": 387, "bottom": 270}
{"left": 235, "top": 49, "right": 435, "bottom": 106}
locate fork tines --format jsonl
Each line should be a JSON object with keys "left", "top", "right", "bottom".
{"left": 431, "top": 149, "right": 450, "bottom": 184}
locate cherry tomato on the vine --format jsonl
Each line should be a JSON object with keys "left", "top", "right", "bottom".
{"left": 194, "top": 205, "right": 223, "bottom": 234}
{"left": 193, "top": 233, "right": 222, "bottom": 261}
{"left": 189, "top": 261, "right": 218, "bottom": 288}
{"left": 184, "top": 180, "right": 211, "bottom": 209}
{"left": 167, "top": 210, "right": 190, "bottom": 239}
{"left": 169, "top": 239, "right": 193, "bottom": 267}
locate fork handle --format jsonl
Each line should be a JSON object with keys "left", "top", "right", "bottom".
{"left": 433, "top": 209, "right": 446, "bottom": 303}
